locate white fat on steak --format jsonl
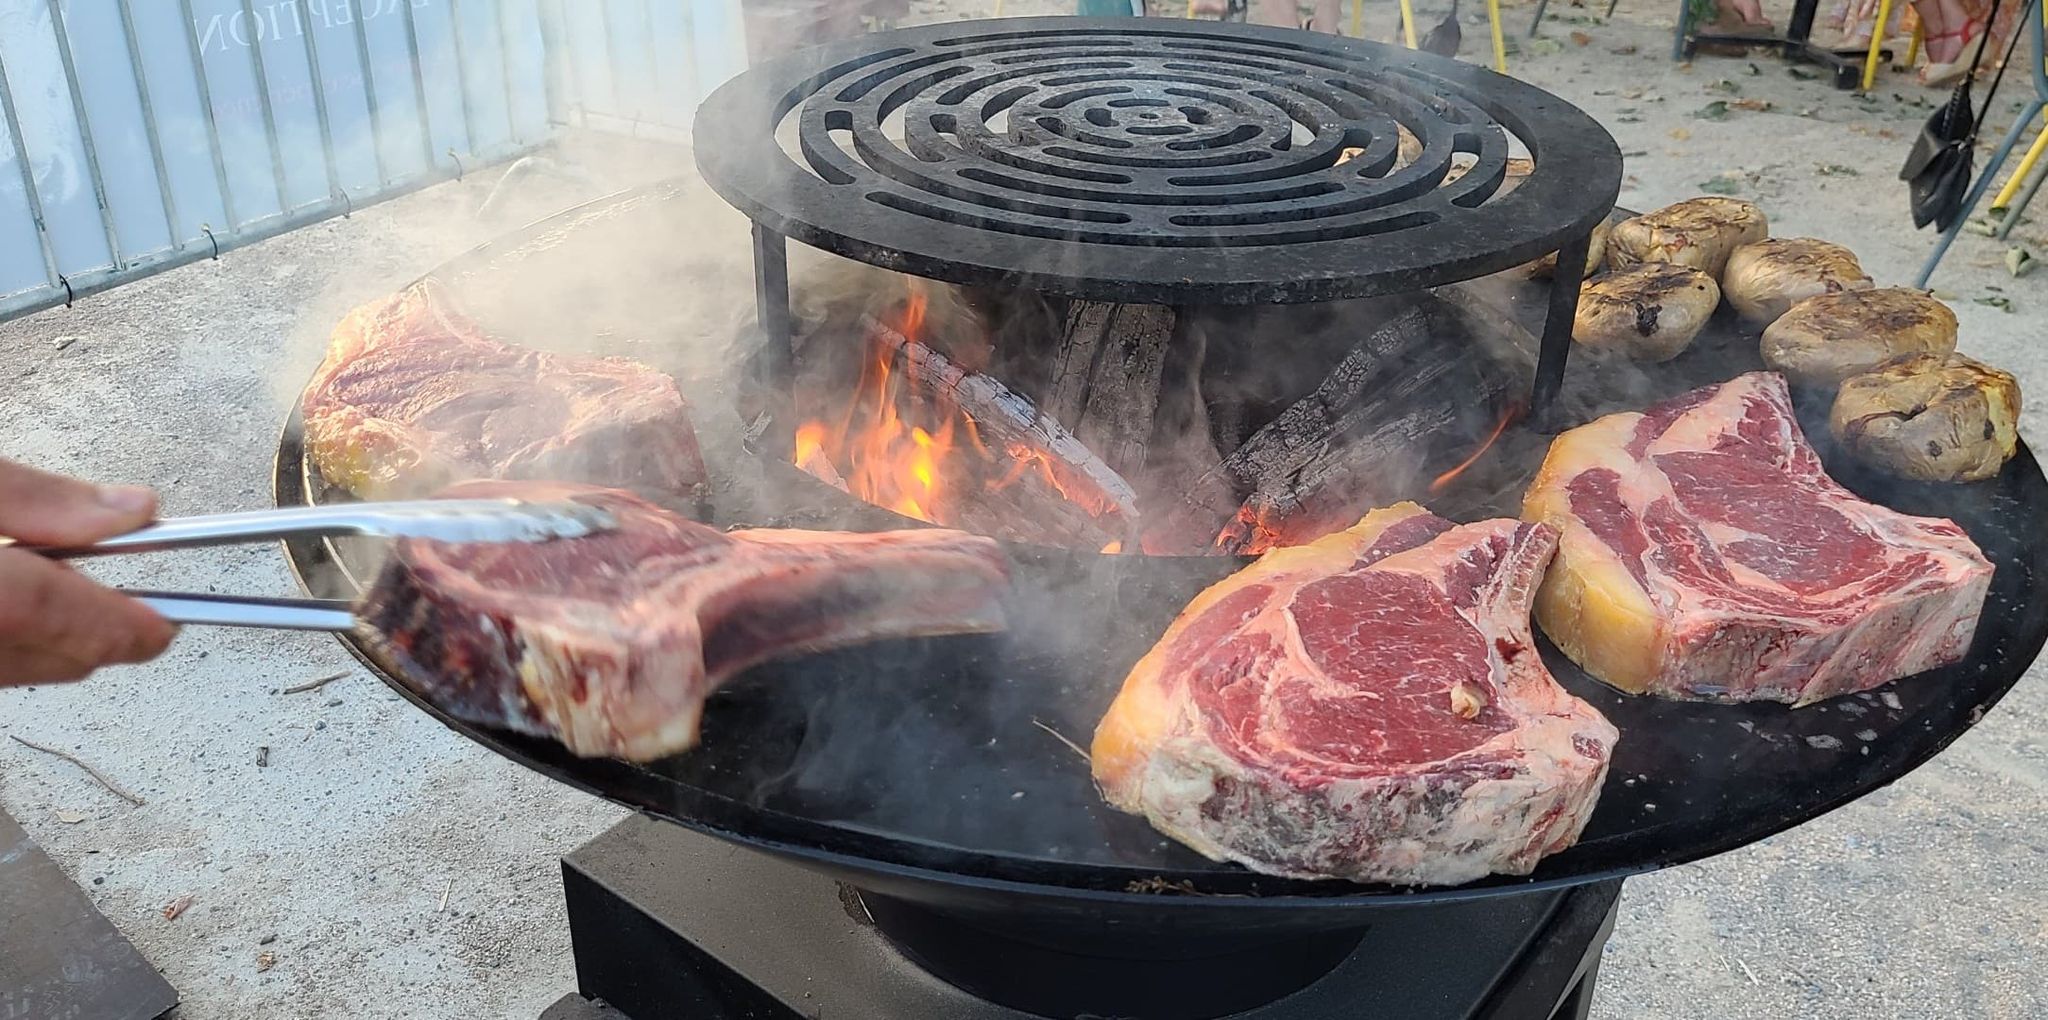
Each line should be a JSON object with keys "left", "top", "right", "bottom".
{"left": 1522, "top": 371, "right": 1993, "bottom": 704}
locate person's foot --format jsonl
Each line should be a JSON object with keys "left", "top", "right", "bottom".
{"left": 1919, "top": 18, "right": 1987, "bottom": 84}
{"left": 1707, "top": 0, "right": 1774, "bottom": 33}
{"left": 1706, "top": 13, "right": 1776, "bottom": 34}
{"left": 1728, "top": 0, "right": 1772, "bottom": 24}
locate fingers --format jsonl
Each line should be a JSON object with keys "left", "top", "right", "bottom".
{"left": 0, "top": 550, "right": 176, "bottom": 686}
{"left": 0, "top": 458, "right": 157, "bottom": 546}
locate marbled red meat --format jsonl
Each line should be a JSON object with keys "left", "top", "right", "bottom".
{"left": 360, "top": 480, "right": 1010, "bottom": 762}
{"left": 1091, "top": 503, "right": 1616, "bottom": 886}
{"left": 302, "top": 280, "right": 705, "bottom": 503}
{"left": 1524, "top": 372, "right": 1993, "bottom": 704}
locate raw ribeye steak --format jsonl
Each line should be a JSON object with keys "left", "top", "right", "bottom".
{"left": 302, "top": 280, "right": 705, "bottom": 503}
{"left": 1091, "top": 503, "right": 1615, "bottom": 886}
{"left": 361, "top": 480, "right": 1010, "bottom": 761}
{"left": 1522, "top": 371, "right": 1993, "bottom": 705}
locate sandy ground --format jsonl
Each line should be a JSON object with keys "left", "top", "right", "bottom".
{"left": 2, "top": 2, "right": 2044, "bottom": 1018}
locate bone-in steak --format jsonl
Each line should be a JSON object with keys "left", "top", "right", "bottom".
{"left": 1523, "top": 371, "right": 1993, "bottom": 704}
{"left": 360, "top": 480, "right": 1010, "bottom": 761}
{"left": 1091, "top": 503, "right": 1615, "bottom": 886}
{"left": 302, "top": 280, "right": 705, "bottom": 503}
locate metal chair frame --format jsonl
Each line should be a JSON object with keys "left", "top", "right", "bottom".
{"left": 1917, "top": 0, "right": 2048, "bottom": 286}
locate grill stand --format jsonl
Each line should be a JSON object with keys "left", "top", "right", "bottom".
{"left": 542, "top": 815, "right": 1619, "bottom": 1020}
{"left": 707, "top": 21, "right": 1619, "bottom": 441}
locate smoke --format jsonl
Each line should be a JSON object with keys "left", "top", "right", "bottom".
{"left": 264, "top": 5, "right": 1950, "bottom": 881}
{"left": 659, "top": 547, "right": 1241, "bottom": 866}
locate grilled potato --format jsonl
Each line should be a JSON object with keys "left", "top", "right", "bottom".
{"left": 1527, "top": 216, "right": 1615, "bottom": 280}
{"left": 1761, "top": 288, "right": 1958, "bottom": 388}
{"left": 1607, "top": 197, "right": 1769, "bottom": 277}
{"left": 1830, "top": 352, "right": 2021, "bottom": 483}
{"left": 1723, "top": 238, "right": 1874, "bottom": 325}
{"left": 1573, "top": 263, "right": 1720, "bottom": 362}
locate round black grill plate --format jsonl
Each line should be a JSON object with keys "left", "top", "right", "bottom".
{"left": 694, "top": 18, "right": 1623, "bottom": 304}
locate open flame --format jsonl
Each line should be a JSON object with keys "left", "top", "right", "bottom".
{"left": 801, "top": 293, "right": 954, "bottom": 523}
{"left": 792, "top": 292, "right": 1125, "bottom": 541}
{"left": 1428, "top": 402, "right": 1522, "bottom": 495}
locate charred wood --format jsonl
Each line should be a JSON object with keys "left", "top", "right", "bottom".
{"left": 1047, "top": 302, "right": 1179, "bottom": 479}
{"left": 1150, "top": 291, "right": 1535, "bottom": 553}
{"left": 865, "top": 316, "right": 1140, "bottom": 524}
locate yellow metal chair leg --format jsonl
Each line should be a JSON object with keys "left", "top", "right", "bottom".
{"left": 1400, "top": 0, "right": 1418, "bottom": 46}
{"left": 1861, "top": 0, "right": 1894, "bottom": 91}
{"left": 1992, "top": 118, "right": 2048, "bottom": 211}
{"left": 1487, "top": 0, "right": 1507, "bottom": 71}
{"left": 1351, "top": 0, "right": 1363, "bottom": 36}
{"left": 1906, "top": 15, "right": 1923, "bottom": 65}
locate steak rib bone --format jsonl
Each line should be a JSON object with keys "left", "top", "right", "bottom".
{"left": 1523, "top": 371, "right": 1993, "bottom": 704}
{"left": 361, "top": 480, "right": 1010, "bottom": 761}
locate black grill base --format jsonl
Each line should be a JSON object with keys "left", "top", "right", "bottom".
{"left": 552, "top": 815, "right": 1619, "bottom": 1020}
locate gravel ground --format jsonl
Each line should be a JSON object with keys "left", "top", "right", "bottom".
{"left": 1, "top": 3, "right": 2044, "bottom": 1018}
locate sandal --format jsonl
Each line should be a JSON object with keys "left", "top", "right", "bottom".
{"left": 1921, "top": 18, "right": 1988, "bottom": 85}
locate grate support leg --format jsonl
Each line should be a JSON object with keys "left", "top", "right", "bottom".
{"left": 752, "top": 224, "right": 796, "bottom": 451}
{"left": 1531, "top": 229, "right": 1589, "bottom": 426}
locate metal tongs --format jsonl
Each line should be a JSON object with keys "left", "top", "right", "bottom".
{"left": 22, "top": 499, "right": 616, "bottom": 631}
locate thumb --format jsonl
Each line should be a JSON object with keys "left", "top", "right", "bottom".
{"left": 0, "top": 459, "right": 157, "bottom": 545}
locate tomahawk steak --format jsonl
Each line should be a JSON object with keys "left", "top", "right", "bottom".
{"left": 1092, "top": 503, "right": 1616, "bottom": 886}
{"left": 302, "top": 280, "right": 705, "bottom": 503}
{"left": 360, "top": 480, "right": 1011, "bottom": 761}
{"left": 1523, "top": 371, "right": 1993, "bottom": 705}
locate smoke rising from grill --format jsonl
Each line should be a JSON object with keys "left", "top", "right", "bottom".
{"left": 279, "top": 153, "right": 1643, "bottom": 861}
{"left": 258, "top": 8, "right": 1837, "bottom": 853}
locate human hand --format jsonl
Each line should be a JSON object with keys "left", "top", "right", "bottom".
{"left": 0, "top": 459, "right": 176, "bottom": 685}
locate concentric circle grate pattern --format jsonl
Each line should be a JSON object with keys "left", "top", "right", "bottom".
{"left": 695, "top": 19, "right": 1622, "bottom": 304}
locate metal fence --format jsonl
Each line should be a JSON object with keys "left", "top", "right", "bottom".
{"left": 540, "top": 0, "right": 748, "bottom": 140}
{"left": 0, "top": 0, "right": 748, "bottom": 322}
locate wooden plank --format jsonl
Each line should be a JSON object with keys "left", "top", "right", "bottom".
{"left": 0, "top": 808, "right": 177, "bottom": 1020}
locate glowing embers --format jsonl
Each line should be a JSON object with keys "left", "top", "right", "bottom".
{"left": 791, "top": 294, "right": 1140, "bottom": 549}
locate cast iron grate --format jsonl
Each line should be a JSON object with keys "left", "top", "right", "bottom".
{"left": 694, "top": 18, "right": 1622, "bottom": 304}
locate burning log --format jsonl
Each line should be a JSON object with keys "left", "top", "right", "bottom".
{"left": 866, "top": 315, "right": 1140, "bottom": 534}
{"left": 787, "top": 295, "right": 1140, "bottom": 549}
{"left": 1150, "top": 291, "right": 1535, "bottom": 554}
